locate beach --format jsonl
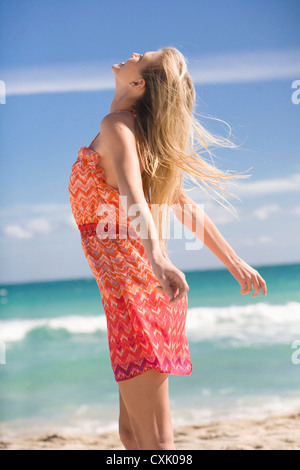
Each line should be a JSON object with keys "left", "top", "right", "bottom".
{"left": 1, "top": 409, "right": 299, "bottom": 450}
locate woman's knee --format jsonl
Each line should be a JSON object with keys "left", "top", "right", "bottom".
{"left": 129, "top": 417, "right": 175, "bottom": 450}
{"left": 119, "top": 419, "right": 175, "bottom": 450}
{"left": 119, "top": 423, "right": 138, "bottom": 450}
{"left": 135, "top": 433, "right": 176, "bottom": 450}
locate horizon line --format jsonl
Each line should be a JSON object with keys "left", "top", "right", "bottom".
{"left": 1, "top": 259, "right": 299, "bottom": 286}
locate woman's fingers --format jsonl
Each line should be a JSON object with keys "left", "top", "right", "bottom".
{"left": 169, "top": 276, "right": 189, "bottom": 304}
{"left": 156, "top": 280, "right": 174, "bottom": 300}
{"left": 155, "top": 275, "right": 189, "bottom": 304}
{"left": 258, "top": 274, "right": 267, "bottom": 296}
{"left": 252, "top": 275, "right": 262, "bottom": 297}
{"left": 226, "top": 258, "right": 267, "bottom": 298}
{"left": 151, "top": 258, "right": 190, "bottom": 304}
{"left": 239, "top": 275, "right": 252, "bottom": 295}
{"left": 239, "top": 272, "right": 267, "bottom": 297}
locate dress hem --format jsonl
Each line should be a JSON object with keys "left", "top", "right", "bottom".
{"left": 112, "top": 356, "right": 193, "bottom": 383}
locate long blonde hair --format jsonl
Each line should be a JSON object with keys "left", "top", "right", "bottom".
{"left": 133, "top": 46, "right": 249, "bottom": 253}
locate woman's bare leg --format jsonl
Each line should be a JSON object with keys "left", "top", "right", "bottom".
{"left": 118, "top": 369, "right": 176, "bottom": 450}
{"left": 118, "top": 389, "right": 139, "bottom": 450}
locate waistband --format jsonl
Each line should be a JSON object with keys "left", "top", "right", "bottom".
{"left": 78, "top": 223, "right": 98, "bottom": 238}
{"left": 78, "top": 223, "right": 168, "bottom": 259}
{"left": 78, "top": 222, "right": 134, "bottom": 239}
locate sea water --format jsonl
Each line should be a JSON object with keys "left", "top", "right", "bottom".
{"left": 0, "top": 263, "right": 300, "bottom": 440}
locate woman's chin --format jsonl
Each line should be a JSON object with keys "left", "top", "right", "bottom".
{"left": 112, "top": 63, "right": 121, "bottom": 70}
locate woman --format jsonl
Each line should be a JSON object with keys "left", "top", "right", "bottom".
{"left": 68, "top": 47, "right": 267, "bottom": 450}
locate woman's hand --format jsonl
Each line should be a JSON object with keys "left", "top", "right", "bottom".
{"left": 151, "top": 256, "right": 189, "bottom": 305}
{"left": 226, "top": 256, "right": 267, "bottom": 297}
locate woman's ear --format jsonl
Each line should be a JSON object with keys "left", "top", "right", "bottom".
{"left": 130, "top": 78, "right": 145, "bottom": 90}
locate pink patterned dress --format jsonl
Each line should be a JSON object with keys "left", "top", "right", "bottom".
{"left": 68, "top": 111, "right": 192, "bottom": 382}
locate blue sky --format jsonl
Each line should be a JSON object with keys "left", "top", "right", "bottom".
{"left": 0, "top": 0, "right": 299, "bottom": 284}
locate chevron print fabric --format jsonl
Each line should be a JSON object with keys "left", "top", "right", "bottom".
{"left": 68, "top": 130, "right": 192, "bottom": 382}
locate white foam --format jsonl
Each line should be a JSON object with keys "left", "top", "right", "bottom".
{"left": 186, "top": 301, "right": 300, "bottom": 345}
{"left": 170, "top": 394, "right": 300, "bottom": 427}
{"left": 0, "top": 302, "right": 299, "bottom": 345}
{"left": 0, "top": 315, "right": 107, "bottom": 342}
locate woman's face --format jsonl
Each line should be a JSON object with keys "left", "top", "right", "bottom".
{"left": 112, "top": 51, "right": 161, "bottom": 85}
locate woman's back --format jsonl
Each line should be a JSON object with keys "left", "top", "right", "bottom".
{"left": 89, "top": 109, "right": 138, "bottom": 192}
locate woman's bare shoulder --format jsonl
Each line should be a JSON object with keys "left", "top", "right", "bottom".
{"left": 100, "top": 110, "right": 136, "bottom": 133}
{"left": 99, "top": 111, "right": 137, "bottom": 154}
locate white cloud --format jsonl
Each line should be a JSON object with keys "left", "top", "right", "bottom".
{"left": 65, "top": 214, "right": 77, "bottom": 228}
{"left": 243, "top": 235, "right": 273, "bottom": 246}
{"left": 183, "top": 173, "right": 300, "bottom": 210}
{"left": 3, "top": 225, "right": 32, "bottom": 239}
{"left": 2, "top": 61, "right": 113, "bottom": 96}
{"left": 26, "top": 217, "right": 52, "bottom": 234}
{"left": 2, "top": 218, "right": 53, "bottom": 239}
{"left": 0, "top": 202, "right": 71, "bottom": 218}
{"left": 188, "top": 48, "right": 300, "bottom": 84}
{"left": 235, "top": 173, "right": 300, "bottom": 197}
{"left": 2, "top": 48, "right": 300, "bottom": 96}
{"left": 252, "top": 204, "right": 281, "bottom": 220}
{"left": 201, "top": 199, "right": 237, "bottom": 225}
{"left": 0, "top": 203, "right": 77, "bottom": 240}
{"left": 290, "top": 205, "right": 300, "bottom": 217}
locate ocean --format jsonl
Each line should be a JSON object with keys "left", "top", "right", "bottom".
{"left": 0, "top": 262, "right": 300, "bottom": 440}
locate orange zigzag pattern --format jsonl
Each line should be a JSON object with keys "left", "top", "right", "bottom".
{"left": 68, "top": 144, "right": 192, "bottom": 382}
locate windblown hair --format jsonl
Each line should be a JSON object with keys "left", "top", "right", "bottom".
{"left": 133, "top": 46, "right": 249, "bottom": 253}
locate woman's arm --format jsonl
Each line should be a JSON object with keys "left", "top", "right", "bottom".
{"left": 172, "top": 190, "right": 239, "bottom": 267}
{"left": 100, "top": 114, "right": 162, "bottom": 263}
{"left": 172, "top": 190, "right": 267, "bottom": 297}
{"left": 99, "top": 113, "right": 189, "bottom": 304}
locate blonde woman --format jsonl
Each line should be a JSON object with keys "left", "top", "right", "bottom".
{"left": 68, "top": 47, "right": 267, "bottom": 450}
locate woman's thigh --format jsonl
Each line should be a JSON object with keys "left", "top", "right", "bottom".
{"left": 118, "top": 369, "right": 175, "bottom": 449}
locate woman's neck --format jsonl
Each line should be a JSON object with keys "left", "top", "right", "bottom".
{"left": 110, "top": 89, "right": 137, "bottom": 114}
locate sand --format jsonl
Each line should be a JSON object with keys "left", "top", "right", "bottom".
{"left": 1, "top": 409, "right": 299, "bottom": 450}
